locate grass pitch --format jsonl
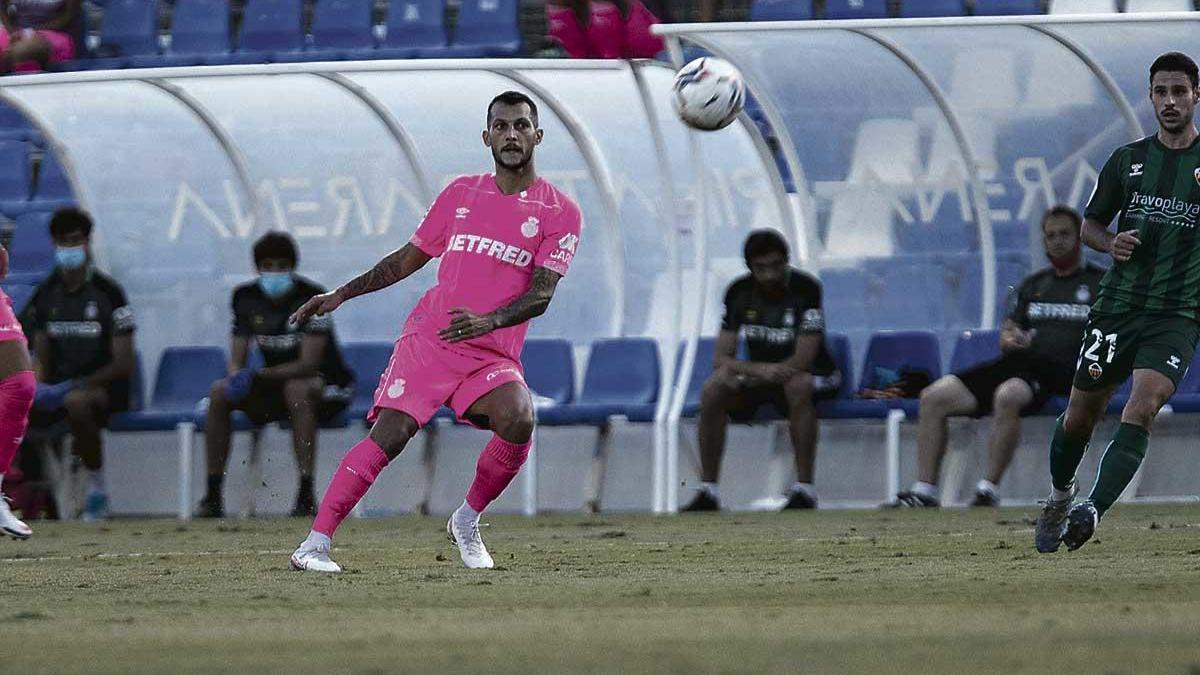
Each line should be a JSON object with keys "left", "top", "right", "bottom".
{"left": 3, "top": 505, "right": 1200, "bottom": 674}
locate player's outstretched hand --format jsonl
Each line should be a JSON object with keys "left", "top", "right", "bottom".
{"left": 1110, "top": 230, "right": 1140, "bottom": 262}
{"left": 289, "top": 291, "right": 343, "bottom": 326}
{"left": 440, "top": 308, "right": 496, "bottom": 343}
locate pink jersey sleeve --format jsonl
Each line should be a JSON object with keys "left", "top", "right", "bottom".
{"left": 409, "top": 180, "right": 462, "bottom": 257}
{"left": 534, "top": 200, "right": 582, "bottom": 277}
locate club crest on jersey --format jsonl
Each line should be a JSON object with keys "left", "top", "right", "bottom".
{"left": 782, "top": 308, "right": 795, "bottom": 327}
{"left": 85, "top": 301, "right": 98, "bottom": 320}
{"left": 1194, "top": 167, "right": 1200, "bottom": 187}
{"left": 1088, "top": 362, "right": 1103, "bottom": 380}
{"left": 1075, "top": 285, "right": 1091, "bottom": 303}
{"left": 521, "top": 216, "right": 539, "bottom": 238}
{"left": 455, "top": 207, "right": 470, "bottom": 220}
{"left": 386, "top": 378, "right": 405, "bottom": 399}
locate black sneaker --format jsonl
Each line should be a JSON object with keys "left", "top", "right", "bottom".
{"left": 970, "top": 489, "right": 999, "bottom": 507}
{"left": 781, "top": 489, "right": 817, "bottom": 510}
{"left": 884, "top": 490, "right": 939, "bottom": 508}
{"left": 195, "top": 496, "right": 224, "bottom": 519}
{"left": 681, "top": 491, "right": 720, "bottom": 512}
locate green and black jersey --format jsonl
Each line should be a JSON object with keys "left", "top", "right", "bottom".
{"left": 1085, "top": 134, "right": 1200, "bottom": 318}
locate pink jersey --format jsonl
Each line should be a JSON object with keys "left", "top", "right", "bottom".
{"left": 0, "top": 289, "right": 25, "bottom": 344}
{"left": 405, "top": 174, "right": 582, "bottom": 361}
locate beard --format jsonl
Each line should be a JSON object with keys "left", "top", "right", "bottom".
{"left": 1157, "top": 108, "right": 1194, "bottom": 133}
{"left": 493, "top": 146, "right": 533, "bottom": 171}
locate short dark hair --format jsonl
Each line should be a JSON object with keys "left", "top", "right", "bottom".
{"left": 48, "top": 207, "right": 93, "bottom": 241}
{"left": 1041, "top": 204, "right": 1082, "bottom": 231}
{"left": 743, "top": 229, "right": 789, "bottom": 262}
{"left": 487, "top": 90, "right": 539, "bottom": 127}
{"left": 253, "top": 231, "right": 298, "bottom": 267}
{"left": 1150, "top": 51, "right": 1199, "bottom": 89}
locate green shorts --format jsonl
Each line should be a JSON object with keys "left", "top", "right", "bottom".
{"left": 1072, "top": 311, "right": 1200, "bottom": 391}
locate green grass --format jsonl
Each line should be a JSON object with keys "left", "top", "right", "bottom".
{"left": 3, "top": 505, "right": 1200, "bottom": 674}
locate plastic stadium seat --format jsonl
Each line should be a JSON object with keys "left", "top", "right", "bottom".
{"left": 865, "top": 259, "right": 947, "bottom": 331}
{"left": 821, "top": 330, "right": 942, "bottom": 419}
{"left": 30, "top": 151, "right": 73, "bottom": 205}
{"left": 1125, "top": 0, "right": 1194, "bottom": 11}
{"left": 307, "top": 0, "right": 377, "bottom": 58}
{"left": 0, "top": 105, "right": 36, "bottom": 142}
{"left": 751, "top": 0, "right": 814, "bottom": 20}
{"left": 521, "top": 338, "right": 575, "bottom": 406}
{"left": 537, "top": 338, "right": 659, "bottom": 425}
{"left": 680, "top": 337, "right": 718, "bottom": 418}
{"left": 442, "top": 0, "right": 522, "bottom": 58}
{"left": 0, "top": 141, "right": 32, "bottom": 205}
{"left": 377, "top": 0, "right": 447, "bottom": 58}
{"left": 1048, "top": 0, "right": 1117, "bottom": 13}
{"left": 949, "top": 329, "right": 1000, "bottom": 374}
{"left": 231, "top": 0, "right": 305, "bottom": 62}
{"left": 8, "top": 210, "right": 55, "bottom": 283}
{"left": 973, "top": 0, "right": 1042, "bottom": 15}
{"left": 83, "top": 0, "right": 159, "bottom": 69}
{"left": 110, "top": 347, "right": 225, "bottom": 431}
{"left": 824, "top": 0, "right": 888, "bottom": 19}
{"left": 341, "top": 342, "right": 393, "bottom": 421}
{"left": 138, "top": 0, "right": 233, "bottom": 67}
{"left": 821, "top": 266, "right": 871, "bottom": 331}
{"left": 898, "top": 0, "right": 965, "bottom": 16}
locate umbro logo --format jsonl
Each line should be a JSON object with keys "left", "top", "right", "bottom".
{"left": 455, "top": 207, "right": 470, "bottom": 220}
{"left": 1168, "top": 355, "right": 1181, "bottom": 369}
{"left": 1130, "top": 163, "right": 1143, "bottom": 177}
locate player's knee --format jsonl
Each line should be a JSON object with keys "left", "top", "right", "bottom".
{"left": 62, "top": 389, "right": 91, "bottom": 417}
{"left": 783, "top": 372, "right": 813, "bottom": 407}
{"left": 493, "top": 401, "right": 534, "bottom": 444}
{"left": 283, "top": 378, "right": 319, "bottom": 407}
{"left": 369, "top": 411, "right": 419, "bottom": 458}
{"left": 700, "top": 375, "right": 734, "bottom": 408}
{"left": 919, "top": 380, "right": 952, "bottom": 412}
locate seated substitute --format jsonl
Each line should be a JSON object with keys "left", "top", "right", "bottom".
{"left": 19, "top": 207, "right": 136, "bottom": 521}
{"left": 198, "top": 232, "right": 355, "bottom": 518}
{"left": 890, "top": 206, "right": 1105, "bottom": 508}
{"left": 682, "top": 229, "right": 840, "bottom": 512}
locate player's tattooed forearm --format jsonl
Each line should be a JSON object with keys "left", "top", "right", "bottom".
{"left": 490, "top": 267, "right": 561, "bottom": 329}
{"left": 339, "top": 245, "right": 415, "bottom": 299}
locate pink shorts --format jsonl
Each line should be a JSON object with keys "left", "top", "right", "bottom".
{"left": 368, "top": 332, "right": 527, "bottom": 428}
{"left": 0, "top": 27, "right": 76, "bottom": 72}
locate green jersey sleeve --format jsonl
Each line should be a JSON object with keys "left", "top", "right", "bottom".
{"left": 1084, "top": 148, "right": 1125, "bottom": 226}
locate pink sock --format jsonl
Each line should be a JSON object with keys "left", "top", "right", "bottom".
{"left": 0, "top": 371, "right": 34, "bottom": 474}
{"left": 465, "top": 435, "right": 531, "bottom": 512}
{"left": 312, "top": 437, "right": 389, "bottom": 537}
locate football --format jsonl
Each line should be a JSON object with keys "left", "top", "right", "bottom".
{"left": 671, "top": 57, "right": 746, "bottom": 131}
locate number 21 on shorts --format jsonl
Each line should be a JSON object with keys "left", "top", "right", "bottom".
{"left": 1082, "top": 329, "right": 1117, "bottom": 364}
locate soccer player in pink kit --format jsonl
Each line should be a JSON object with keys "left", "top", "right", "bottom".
{"left": 0, "top": 244, "right": 37, "bottom": 539}
{"left": 289, "top": 91, "right": 581, "bottom": 572}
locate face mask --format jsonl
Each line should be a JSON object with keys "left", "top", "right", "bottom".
{"left": 1047, "top": 245, "right": 1082, "bottom": 273}
{"left": 258, "top": 271, "right": 294, "bottom": 299}
{"left": 55, "top": 245, "right": 87, "bottom": 270}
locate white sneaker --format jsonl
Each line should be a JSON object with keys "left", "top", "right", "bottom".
{"left": 289, "top": 539, "right": 342, "bottom": 573}
{"left": 0, "top": 494, "right": 31, "bottom": 539}
{"left": 447, "top": 512, "right": 494, "bottom": 569}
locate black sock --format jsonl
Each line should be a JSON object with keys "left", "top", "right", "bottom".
{"left": 298, "top": 476, "right": 314, "bottom": 503}
{"left": 206, "top": 474, "right": 223, "bottom": 502}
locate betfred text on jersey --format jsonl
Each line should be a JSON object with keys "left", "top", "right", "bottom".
{"left": 448, "top": 233, "right": 533, "bottom": 267}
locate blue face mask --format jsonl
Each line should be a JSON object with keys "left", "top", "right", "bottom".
{"left": 55, "top": 245, "right": 87, "bottom": 270}
{"left": 258, "top": 271, "right": 294, "bottom": 299}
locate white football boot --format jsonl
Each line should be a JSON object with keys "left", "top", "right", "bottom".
{"left": 0, "top": 494, "right": 31, "bottom": 539}
{"left": 447, "top": 508, "right": 494, "bottom": 569}
{"left": 289, "top": 535, "right": 342, "bottom": 573}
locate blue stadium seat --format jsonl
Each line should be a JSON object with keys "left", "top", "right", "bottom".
{"left": 225, "top": 0, "right": 305, "bottom": 63}
{"left": 307, "top": 0, "right": 377, "bottom": 58}
{"left": 341, "top": 341, "right": 392, "bottom": 421}
{"left": 537, "top": 338, "right": 659, "bottom": 425}
{"left": 0, "top": 141, "right": 31, "bottom": 211}
{"left": 680, "top": 337, "right": 718, "bottom": 418}
{"left": 377, "top": 0, "right": 447, "bottom": 59}
{"left": 30, "top": 151, "right": 73, "bottom": 206}
{"left": 751, "top": 0, "right": 814, "bottom": 20}
{"left": 522, "top": 338, "right": 575, "bottom": 406}
{"left": 111, "top": 346, "right": 227, "bottom": 431}
{"left": 0, "top": 105, "right": 37, "bottom": 143}
{"left": 82, "top": 0, "right": 159, "bottom": 69}
{"left": 824, "top": 0, "right": 888, "bottom": 19}
{"left": 865, "top": 258, "right": 947, "bottom": 331}
{"left": 973, "top": 0, "right": 1042, "bottom": 15}
{"left": 137, "top": 0, "right": 233, "bottom": 67}
{"left": 898, "top": 0, "right": 965, "bottom": 16}
{"left": 8, "top": 210, "right": 55, "bottom": 283}
{"left": 949, "top": 329, "right": 1000, "bottom": 374}
{"left": 821, "top": 330, "right": 942, "bottom": 418}
{"left": 442, "top": 0, "right": 522, "bottom": 58}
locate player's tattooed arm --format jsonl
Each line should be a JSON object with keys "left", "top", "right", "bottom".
{"left": 290, "top": 244, "right": 432, "bottom": 325}
{"left": 439, "top": 267, "right": 562, "bottom": 343}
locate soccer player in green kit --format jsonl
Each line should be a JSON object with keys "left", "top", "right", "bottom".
{"left": 1035, "top": 52, "right": 1200, "bottom": 553}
